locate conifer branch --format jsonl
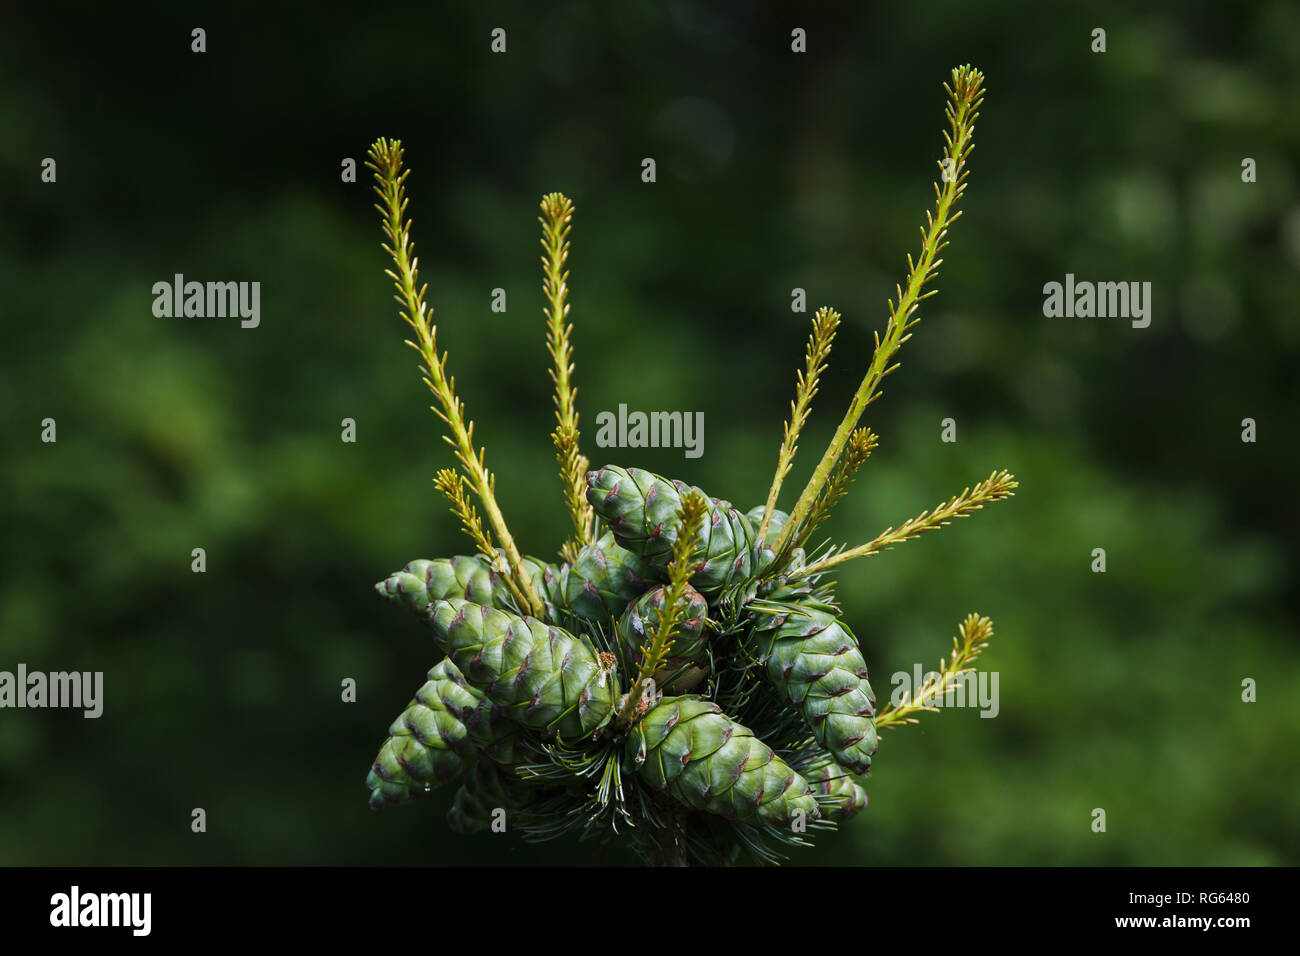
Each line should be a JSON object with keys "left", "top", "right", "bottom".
{"left": 540, "top": 192, "right": 595, "bottom": 562}
{"left": 614, "top": 492, "right": 708, "bottom": 730}
{"left": 876, "top": 613, "right": 993, "bottom": 729}
{"left": 773, "top": 66, "right": 985, "bottom": 559}
{"left": 757, "top": 307, "right": 841, "bottom": 545}
{"left": 794, "top": 469, "right": 1017, "bottom": 577}
{"left": 367, "top": 138, "right": 544, "bottom": 617}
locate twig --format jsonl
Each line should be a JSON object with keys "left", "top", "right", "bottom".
{"left": 773, "top": 66, "right": 986, "bottom": 558}
{"left": 433, "top": 469, "right": 530, "bottom": 610}
{"left": 614, "top": 492, "right": 708, "bottom": 729}
{"left": 367, "top": 139, "right": 544, "bottom": 617}
{"left": 793, "top": 469, "right": 1017, "bottom": 577}
{"left": 540, "top": 193, "right": 595, "bottom": 562}
{"left": 757, "top": 307, "right": 840, "bottom": 544}
{"left": 876, "top": 613, "right": 994, "bottom": 729}
{"left": 784, "top": 425, "right": 877, "bottom": 560}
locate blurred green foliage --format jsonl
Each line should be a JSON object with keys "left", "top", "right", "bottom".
{"left": 1, "top": 1, "right": 1296, "bottom": 865}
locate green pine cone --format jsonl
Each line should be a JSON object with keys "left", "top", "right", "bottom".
{"left": 526, "top": 556, "right": 568, "bottom": 617}
{"left": 744, "top": 506, "right": 811, "bottom": 596}
{"left": 806, "top": 760, "right": 869, "bottom": 822}
{"left": 745, "top": 506, "right": 788, "bottom": 549}
{"left": 377, "top": 554, "right": 563, "bottom": 618}
{"left": 626, "top": 696, "right": 819, "bottom": 826}
{"left": 427, "top": 598, "right": 617, "bottom": 740}
{"left": 586, "top": 465, "right": 757, "bottom": 595}
{"left": 749, "top": 603, "right": 879, "bottom": 774}
{"left": 377, "top": 555, "right": 499, "bottom": 613}
{"left": 559, "top": 531, "right": 661, "bottom": 624}
{"left": 614, "top": 582, "right": 710, "bottom": 674}
{"left": 465, "top": 694, "right": 523, "bottom": 764}
{"left": 366, "top": 658, "right": 482, "bottom": 810}
{"left": 445, "top": 760, "right": 537, "bottom": 835}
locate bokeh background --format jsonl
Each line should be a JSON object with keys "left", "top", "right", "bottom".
{"left": 2, "top": 1, "right": 1297, "bottom": 866}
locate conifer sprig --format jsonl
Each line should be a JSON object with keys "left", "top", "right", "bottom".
{"left": 367, "top": 138, "right": 544, "bottom": 617}
{"left": 794, "top": 468, "right": 1017, "bottom": 577}
{"left": 432, "top": 469, "right": 529, "bottom": 611}
{"left": 432, "top": 468, "right": 496, "bottom": 560}
{"left": 773, "top": 66, "right": 986, "bottom": 560}
{"left": 876, "top": 613, "right": 993, "bottom": 729}
{"left": 540, "top": 192, "right": 595, "bottom": 562}
{"left": 757, "top": 307, "right": 841, "bottom": 545}
{"left": 789, "top": 425, "right": 878, "bottom": 558}
{"left": 614, "top": 492, "right": 709, "bottom": 729}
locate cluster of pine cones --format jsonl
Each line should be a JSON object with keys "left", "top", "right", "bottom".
{"left": 366, "top": 464, "right": 875, "bottom": 859}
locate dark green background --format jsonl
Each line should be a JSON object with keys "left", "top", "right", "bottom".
{"left": 2, "top": 1, "right": 1296, "bottom": 865}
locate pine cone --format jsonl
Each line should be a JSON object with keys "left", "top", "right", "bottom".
{"left": 585, "top": 465, "right": 756, "bottom": 595}
{"left": 749, "top": 603, "right": 879, "bottom": 774}
{"left": 366, "top": 658, "right": 482, "bottom": 809}
{"left": 626, "top": 696, "right": 819, "bottom": 826}
{"left": 465, "top": 694, "right": 523, "bottom": 764}
{"left": 445, "top": 761, "right": 538, "bottom": 834}
{"left": 377, "top": 554, "right": 563, "bottom": 618}
{"left": 806, "top": 760, "right": 869, "bottom": 822}
{"left": 745, "top": 506, "right": 788, "bottom": 549}
{"left": 557, "top": 531, "right": 660, "bottom": 624}
{"left": 615, "top": 582, "right": 710, "bottom": 674}
{"left": 426, "top": 598, "right": 617, "bottom": 740}
{"left": 376, "top": 555, "right": 499, "bottom": 613}
{"left": 745, "top": 505, "right": 799, "bottom": 587}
